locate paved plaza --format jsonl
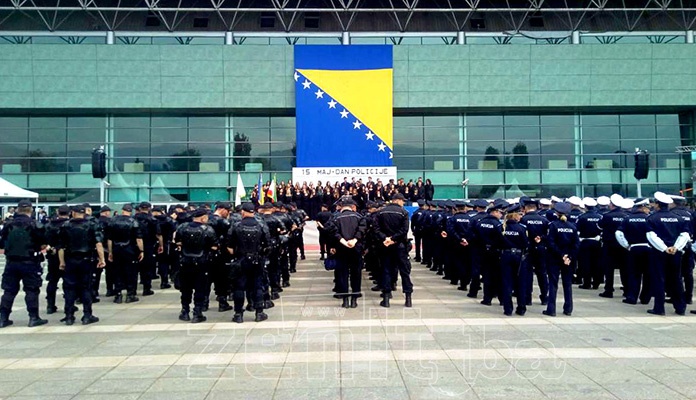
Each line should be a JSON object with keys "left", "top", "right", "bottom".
{"left": 1, "top": 226, "right": 696, "bottom": 400}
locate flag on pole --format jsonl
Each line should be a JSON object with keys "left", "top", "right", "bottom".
{"left": 258, "top": 173, "right": 264, "bottom": 205}
{"left": 234, "top": 172, "right": 246, "bottom": 207}
{"left": 268, "top": 174, "right": 277, "bottom": 203}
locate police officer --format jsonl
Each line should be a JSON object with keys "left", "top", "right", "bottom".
{"left": 598, "top": 194, "right": 628, "bottom": 298}
{"left": 107, "top": 204, "right": 144, "bottom": 304}
{"left": 374, "top": 193, "right": 413, "bottom": 308}
{"left": 499, "top": 203, "right": 529, "bottom": 316}
{"left": 227, "top": 203, "right": 269, "bottom": 323}
{"left": 465, "top": 199, "right": 489, "bottom": 299}
{"left": 152, "top": 206, "right": 174, "bottom": 289}
{"left": 446, "top": 201, "right": 472, "bottom": 292}
{"left": 58, "top": 204, "right": 106, "bottom": 325}
{"left": 134, "top": 202, "right": 162, "bottom": 297}
{"left": 646, "top": 192, "right": 690, "bottom": 316}
{"left": 93, "top": 205, "right": 112, "bottom": 301}
{"left": 325, "top": 198, "right": 367, "bottom": 308}
{"left": 175, "top": 208, "right": 217, "bottom": 323}
{"left": 411, "top": 199, "right": 427, "bottom": 263}
{"left": 316, "top": 204, "right": 333, "bottom": 261}
{"left": 615, "top": 198, "right": 651, "bottom": 305}
{"left": 472, "top": 199, "right": 508, "bottom": 306}
{"left": 207, "top": 202, "right": 233, "bottom": 312}
{"left": 544, "top": 202, "right": 579, "bottom": 317}
{"left": 273, "top": 202, "right": 293, "bottom": 288}
{"left": 294, "top": 203, "right": 309, "bottom": 260}
{"left": 576, "top": 198, "right": 603, "bottom": 290}
{"left": 520, "top": 197, "right": 549, "bottom": 305}
{"left": 45, "top": 204, "right": 70, "bottom": 315}
{"left": 260, "top": 203, "right": 285, "bottom": 300}
{"left": 0, "top": 199, "right": 48, "bottom": 328}
{"left": 670, "top": 195, "right": 694, "bottom": 305}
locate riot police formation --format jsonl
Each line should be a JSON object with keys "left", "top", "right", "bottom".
{"left": 8, "top": 189, "right": 696, "bottom": 329}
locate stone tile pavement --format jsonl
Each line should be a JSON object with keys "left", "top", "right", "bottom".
{"left": 0, "top": 226, "right": 696, "bottom": 399}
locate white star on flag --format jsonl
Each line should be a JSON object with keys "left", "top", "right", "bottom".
{"left": 353, "top": 120, "right": 362, "bottom": 129}
{"left": 302, "top": 80, "right": 311, "bottom": 89}
{"left": 365, "top": 131, "right": 375, "bottom": 140}
{"left": 327, "top": 99, "right": 337, "bottom": 109}
{"left": 293, "top": 71, "right": 299, "bottom": 82}
{"left": 378, "top": 142, "right": 386, "bottom": 152}
{"left": 389, "top": 151, "right": 393, "bottom": 159}
{"left": 340, "top": 109, "right": 349, "bottom": 118}
{"left": 315, "top": 89, "right": 324, "bottom": 99}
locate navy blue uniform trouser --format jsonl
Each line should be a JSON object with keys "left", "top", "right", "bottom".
{"left": 651, "top": 250, "right": 685, "bottom": 314}
{"left": 527, "top": 245, "right": 548, "bottom": 302}
{"left": 625, "top": 246, "right": 651, "bottom": 303}
{"left": 468, "top": 247, "right": 482, "bottom": 296}
{"left": 232, "top": 260, "right": 264, "bottom": 313}
{"left": 500, "top": 251, "right": 520, "bottom": 315}
{"left": 0, "top": 260, "right": 42, "bottom": 318}
{"left": 381, "top": 244, "right": 413, "bottom": 295}
{"left": 414, "top": 233, "right": 422, "bottom": 260}
{"left": 481, "top": 248, "right": 500, "bottom": 303}
{"left": 63, "top": 257, "right": 95, "bottom": 317}
{"left": 335, "top": 248, "right": 363, "bottom": 299}
{"left": 681, "top": 249, "right": 694, "bottom": 303}
{"left": 578, "top": 240, "right": 602, "bottom": 288}
{"left": 602, "top": 245, "right": 626, "bottom": 294}
{"left": 179, "top": 259, "right": 209, "bottom": 312}
{"left": 140, "top": 250, "right": 155, "bottom": 290}
{"left": 546, "top": 260, "right": 573, "bottom": 315}
{"left": 45, "top": 253, "right": 63, "bottom": 309}
{"left": 209, "top": 254, "right": 230, "bottom": 299}
{"left": 452, "top": 246, "right": 469, "bottom": 288}
{"left": 112, "top": 247, "right": 139, "bottom": 295}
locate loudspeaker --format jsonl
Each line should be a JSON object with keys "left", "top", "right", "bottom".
{"left": 634, "top": 151, "right": 649, "bottom": 180}
{"left": 92, "top": 148, "right": 107, "bottom": 179}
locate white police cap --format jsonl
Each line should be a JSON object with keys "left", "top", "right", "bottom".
{"left": 654, "top": 191, "right": 674, "bottom": 205}
{"left": 610, "top": 194, "right": 624, "bottom": 207}
{"left": 597, "top": 196, "right": 611, "bottom": 206}
{"left": 539, "top": 198, "right": 552, "bottom": 206}
{"left": 621, "top": 199, "right": 634, "bottom": 209}
{"left": 634, "top": 198, "right": 650, "bottom": 207}
{"left": 567, "top": 196, "right": 583, "bottom": 207}
{"left": 551, "top": 195, "right": 562, "bottom": 203}
{"left": 583, "top": 197, "right": 598, "bottom": 207}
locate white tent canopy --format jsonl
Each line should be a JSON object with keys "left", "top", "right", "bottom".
{"left": 0, "top": 177, "right": 39, "bottom": 199}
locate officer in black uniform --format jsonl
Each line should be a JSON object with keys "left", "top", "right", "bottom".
{"left": 93, "top": 205, "right": 112, "bottom": 300}
{"left": 175, "top": 208, "right": 217, "bottom": 323}
{"left": 420, "top": 201, "right": 435, "bottom": 269}
{"left": 273, "top": 203, "right": 294, "bottom": 288}
{"left": 646, "top": 192, "right": 690, "bottom": 316}
{"left": 544, "top": 202, "right": 579, "bottom": 317}
{"left": 207, "top": 202, "right": 233, "bottom": 312}
{"left": 294, "top": 203, "right": 309, "bottom": 260}
{"left": 411, "top": 200, "right": 427, "bottom": 263}
{"left": 107, "top": 204, "right": 144, "bottom": 304}
{"left": 58, "top": 204, "right": 106, "bottom": 325}
{"left": 227, "top": 203, "right": 269, "bottom": 323}
{"left": 576, "top": 198, "right": 603, "bottom": 290}
{"left": 670, "top": 196, "right": 694, "bottom": 304}
{"left": 134, "top": 202, "right": 162, "bottom": 297}
{"left": 499, "top": 203, "right": 529, "bottom": 316}
{"left": 374, "top": 193, "right": 413, "bottom": 308}
{"left": 598, "top": 194, "right": 628, "bottom": 298}
{"left": 465, "top": 199, "right": 489, "bottom": 299}
{"left": 0, "top": 199, "right": 48, "bottom": 328}
{"left": 616, "top": 198, "right": 651, "bottom": 305}
{"left": 520, "top": 197, "right": 549, "bottom": 305}
{"left": 45, "top": 204, "right": 70, "bottom": 315}
{"left": 446, "top": 201, "right": 473, "bottom": 292}
{"left": 259, "top": 202, "right": 286, "bottom": 300}
{"left": 325, "top": 198, "right": 367, "bottom": 308}
{"left": 152, "top": 206, "right": 174, "bottom": 289}
{"left": 315, "top": 204, "right": 333, "bottom": 261}
{"left": 472, "top": 199, "right": 508, "bottom": 306}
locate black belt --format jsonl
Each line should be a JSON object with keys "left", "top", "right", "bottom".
{"left": 502, "top": 249, "right": 523, "bottom": 254}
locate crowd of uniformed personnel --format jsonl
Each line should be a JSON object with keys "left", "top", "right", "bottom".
{"left": 0, "top": 199, "right": 309, "bottom": 327}
{"left": 411, "top": 192, "right": 694, "bottom": 317}
{"left": 1, "top": 188, "right": 695, "bottom": 328}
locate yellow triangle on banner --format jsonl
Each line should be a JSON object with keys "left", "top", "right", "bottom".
{"left": 298, "top": 68, "right": 393, "bottom": 148}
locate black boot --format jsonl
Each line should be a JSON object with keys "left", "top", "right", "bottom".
{"left": 60, "top": 313, "right": 75, "bottom": 326}
{"left": 179, "top": 309, "right": 190, "bottom": 321}
{"left": 271, "top": 291, "right": 280, "bottom": 300}
{"left": 81, "top": 315, "right": 100, "bottom": 325}
{"left": 125, "top": 294, "right": 139, "bottom": 303}
{"left": 245, "top": 303, "right": 254, "bottom": 312}
{"left": 341, "top": 297, "right": 350, "bottom": 308}
{"left": 255, "top": 310, "right": 268, "bottom": 322}
{"left": 142, "top": 288, "right": 155, "bottom": 296}
{"left": 46, "top": 305, "right": 57, "bottom": 315}
{"left": 191, "top": 307, "right": 207, "bottom": 323}
{"left": 113, "top": 292, "right": 123, "bottom": 304}
{"left": 0, "top": 312, "right": 13, "bottom": 328}
{"left": 380, "top": 294, "right": 390, "bottom": 308}
{"left": 160, "top": 282, "right": 172, "bottom": 289}
{"left": 405, "top": 293, "right": 412, "bottom": 308}
{"left": 350, "top": 297, "right": 358, "bottom": 308}
{"left": 28, "top": 313, "right": 48, "bottom": 327}
{"left": 217, "top": 296, "right": 233, "bottom": 312}
{"left": 105, "top": 289, "right": 115, "bottom": 297}
{"left": 232, "top": 312, "right": 243, "bottom": 323}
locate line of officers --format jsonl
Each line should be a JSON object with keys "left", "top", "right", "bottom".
{"left": 411, "top": 191, "right": 694, "bottom": 317}
{"left": 0, "top": 199, "right": 310, "bottom": 327}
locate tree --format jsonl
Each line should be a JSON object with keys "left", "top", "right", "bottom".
{"left": 168, "top": 148, "right": 201, "bottom": 172}
{"left": 291, "top": 142, "right": 297, "bottom": 168}
{"left": 233, "top": 132, "right": 252, "bottom": 171}
{"left": 484, "top": 146, "right": 501, "bottom": 168}
{"left": 511, "top": 142, "right": 529, "bottom": 170}
{"left": 21, "top": 149, "right": 61, "bottom": 172}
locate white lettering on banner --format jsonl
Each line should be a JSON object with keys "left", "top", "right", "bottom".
{"left": 292, "top": 167, "right": 398, "bottom": 185}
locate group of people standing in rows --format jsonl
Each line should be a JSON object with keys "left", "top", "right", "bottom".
{"left": 412, "top": 192, "right": 694, "bottom": 316}
{"left": 0, "top": 199, "right": 310, "bottom": 327}
{"left": 250, "top": 177, "right": 435, "bottom": 219}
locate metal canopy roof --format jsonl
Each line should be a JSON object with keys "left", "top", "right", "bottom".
{"left": 2, "top": 0, "right": 696, "bottom": 32}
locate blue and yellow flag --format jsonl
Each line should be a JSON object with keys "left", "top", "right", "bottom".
{"left": 294, "top": 45, "right": 393, "bottom": 167}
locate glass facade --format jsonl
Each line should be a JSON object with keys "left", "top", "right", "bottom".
{"left": 0, "top": 113, "right": 692, "bottom": 203}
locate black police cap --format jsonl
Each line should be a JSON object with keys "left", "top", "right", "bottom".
{"left": 122, "top": 204, "right": 133, "bottom": 212}
{"left": 17, "top": 199, "right": 32, "bottom": 208}
{"left": 391, "top": 193, "right": 406, "bottom": 201}
{"left": 138, "top": 201, "right": 152, "bottom": 209}
{"left": 99, "top": 205, "right": 111, "bottom": 213}
{"left": 554, "top": 202, "right": 572, "bottom": 215}
{"left": 472, "top": 199, "right": 489, "bottom": 209}
{"left": 506, "top": 203, "right": 522, "bottom": 214}
{"left": 216, "top": 202, "right": 232, "bottom": 210}
{"left": 72, "top": 204, "right": 86, "bottom": 213}
{"left": 241, "top": 203, "right": 255, "bottom": 212}
{"left": 191, "top": 208, "right": 208, "bottom": 218}
{"left": 57, "top": 205, "right": 71, "bottom": 215}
